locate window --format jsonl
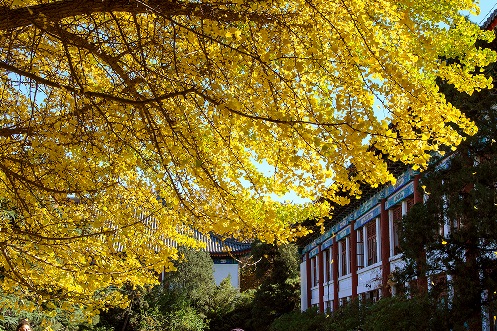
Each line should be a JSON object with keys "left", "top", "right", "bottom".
{"left": 311, "top": 256, "right": 318, "bottom": 287}
{"left": 366, "top": 289, "right": 380, "bottom": 303}
{"left": 326, "top": 300, "right": 333, "bottom": 312}
{"left": 392, "top": 205, "right": 402, "bottom": 255}
{"left": 392, "top": 281, "right": 407, "bottom": 296}
{"left": 367, "top": 221, "right": 377, "bottom": 266}
{"left": 361, "top": 290, "right": 380, "bottom": 303}
{"left": 430, "top": 273, "right": 448, "bottom": 300}
{"left": 340, "top": 240, "right": 347, "bottom": 276}
{"left": 406, "top": 197, "right": 414, "bottom": 211}
{"left": 348, "top": 237, "right": 352, "bottom": 273}
{"left": 357, "top": 228, "right": 364, "bottom": 269}
{"left": 322, "top": 249, "right": 328, "bottom": 282}
{"left": 326, "top": 247, "right": 332, "bottom": 282}
{"left": 438, "top": 222, "right": 445, "bottom": 237}
{"left": 452, "top": 218, "right": 462, "bottom": 232}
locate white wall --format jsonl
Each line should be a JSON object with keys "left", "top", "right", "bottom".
{"left": 300, "top": 260, "right": 308, "bottom": 311}
{"left": 213, "top": 263, "right": 239, "bottom": 288}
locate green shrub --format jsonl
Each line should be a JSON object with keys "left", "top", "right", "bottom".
{"left": 269, "top": 308, "right": 329, "bottom": 331}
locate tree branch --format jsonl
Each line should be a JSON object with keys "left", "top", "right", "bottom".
{"left": 194, "top": 89, "right": 347, "bottom": 127}
{"left": 0, "top": 126, "right": 33, "bottom": 137}
{"left": 0, "top": 0, "right": 285, "bottom": 31}
{"left": 0, "top": 60, "right": 195, "bottom": 104}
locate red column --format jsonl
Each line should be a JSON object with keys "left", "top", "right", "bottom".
{"left": 350, "top": 221, "right": 358, "bottom": 300}
{"left": 414, "top": 174, "right": 422, "bottom": 204}
{"left": 380, "top": 198, "right": 391, "bottom": 297}
{"left": 318, "top": 245, "right": 325, "bottom": 312}
{"left": 306, "top": 252, "right": 312, "bottom": 309}
{"left": 332, "top": 237, "right": 339, "bottom": 311}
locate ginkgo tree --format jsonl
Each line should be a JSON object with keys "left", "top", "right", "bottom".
{"left": 0, "top": 0, "right": 495, "bottom": 318}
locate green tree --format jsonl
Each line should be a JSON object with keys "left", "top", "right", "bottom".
{"left": 162, "top": 247, "right": 218, "bottom": 315}
{"left": 398, "top": 32, "right": 497, "bottom": 331}
{"left": 248, "top": 242, "right": 301, "bottom": 331}
{"left": 208, "top": 288, "right": 255, "bottom": 331}
{"left": 361, "top": 295, "right": 450, "bottom": 331}
{"left": 206, "top": 277, "right": 240, "bottom": 320}
{"left": 0, "top": 291, "right": 97, "bottom": 331}
{"left": 269, "top": 308, "right": 329, "bottom": 331}
{"left": 95, "top": 247, "right": 216, "bottom": 331}
{"left": 270, "top": 295, "right": 450, "bottom": 331}
{"left": 0, "top": 0, "right": 495, "bottom": 313}
{"left": 95, "top": 247, "right": 244, "bottom": 331}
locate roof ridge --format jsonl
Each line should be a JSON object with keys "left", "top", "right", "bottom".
{"left": 482, "top": 6, "right": 497, "bottom": 29}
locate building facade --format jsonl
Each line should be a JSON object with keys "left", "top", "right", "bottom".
{"left": 160, "top": 230, "right": 251, "bottom": 288}
{"left": 299, "top": 7, "right": 497, "bottom": 329}
{"left": 299, "top": 169, "right": 423, "bottom": 312}
{"left": 204, "top": 234, "right": 252, "bottom": 288}
{"left": 299, "top": 156, "right": 496, "bottom": 331}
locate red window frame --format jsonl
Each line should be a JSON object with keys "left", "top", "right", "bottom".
{"left": 367, "top": 221, "right": 377, "bottom": 266}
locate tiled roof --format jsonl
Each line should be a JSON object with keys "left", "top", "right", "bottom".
{"left": 117, "top": 213, "right": 252, "bottom": 257}
{"left": 158, "top": 227, "right": 252, "bottom": 257}
{"left": 482, "top": 7, "right": 497, "bottom": 30}
{"left": 193, "top": 231, "right": 252, "bottom": 257}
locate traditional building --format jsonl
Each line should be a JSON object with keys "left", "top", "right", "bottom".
{"left": 299, "top": 10, "right": 497, "bottom": 327}
{"left": 299, "top": 168, "right": 423, "bottom": 312}
{"left": 161, "top": 230, "right": 252, "bottom": 288}
{"left": 201, "top": 233, "right": 252, "bottom": 288}
{"left": 483, "top": 6, "right": 497, "bottom": 31}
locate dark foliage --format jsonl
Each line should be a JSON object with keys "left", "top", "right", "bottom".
{"left": 397, "top": 30, "right": 497, "bottom": 331}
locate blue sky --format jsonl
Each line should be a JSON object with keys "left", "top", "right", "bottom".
{"left": 472, "top": 1, "right": 497, "bottom": 25}
{"left": 267, "top": 1, "right": 497, "bottom": 204}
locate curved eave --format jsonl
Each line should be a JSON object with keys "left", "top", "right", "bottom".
{"left": 209, "top": 248, "right": 252, "bottom": 258}
{"left": 483, "top": 8, "right": 497, "bottom": 30}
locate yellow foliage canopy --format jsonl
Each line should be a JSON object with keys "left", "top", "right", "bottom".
{"left": 0, "top": 0, "right": 495, "bottom": 312}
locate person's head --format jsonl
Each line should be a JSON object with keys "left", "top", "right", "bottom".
{"left": 16, "top": 320, "right": 31, "bottom": 331}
